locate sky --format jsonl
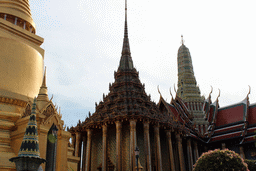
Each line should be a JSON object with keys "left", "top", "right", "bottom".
{"left": 30, "top": 0, "right": 256, "bottom": 128}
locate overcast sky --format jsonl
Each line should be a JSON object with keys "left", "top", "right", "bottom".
{"left": 30, "top": 0, "right": 256, "bottom": 128}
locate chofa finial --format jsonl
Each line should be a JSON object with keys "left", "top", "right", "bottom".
{"left": 247, "top": 85, "right": 251, "bottom": 98}
{"left": 157, "top": 85, "right": 162, "bottom": 98}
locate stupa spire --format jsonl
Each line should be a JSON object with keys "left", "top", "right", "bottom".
{"left": 42, "top": 66, "right": 47, "bottom": 87}
{"left": 181, "top": 35, "right": 184, "bottom": 45}
{"left": 37, "top": 67, "right": 49, "bottom": 110}
{"left": 18, "top": 98, "right": 40, "bottom": 157}
{"left": 37, "top": 67, "right": 49, "bottom": 99}
{"left": 10, "top": 98, "right": 46, "bottom": 170}
{"left": 118, "top": 0, "right": 134, "bottom": 71}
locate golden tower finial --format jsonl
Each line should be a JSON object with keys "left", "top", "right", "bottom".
{"left": 181, "top": 35, "right": 184, "bottom": 45}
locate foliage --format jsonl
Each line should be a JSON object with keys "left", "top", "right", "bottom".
{"left": 244, "top": 159, "right": 256, "bottom": 171}
{"left": 193, "top": 149, "right": 249, "bottom": 171}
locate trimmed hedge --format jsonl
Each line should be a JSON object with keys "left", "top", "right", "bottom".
{"left": 193, "top": 149, "right": 249, "bottom": 171}
{"left": 244, "top": 159, "right": 256, "bottom": 171}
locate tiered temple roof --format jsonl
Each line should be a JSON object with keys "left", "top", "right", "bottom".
{"left": 71, "top": 1, "right": 187, "bottom": 134}
{"left": 205, "top": 89, "right": 256, "bottom": 145}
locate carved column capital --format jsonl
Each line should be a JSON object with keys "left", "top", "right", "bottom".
{"left": 130, "top": 119, "right": 136, "bottom": 131}
{"left": 176, "top": 133, "right": 182, "bottom": 143}
{"left": 165, "top": 130, "right": 172, "bottom": 139}
{"left": 154, "top": 124, "right": 160, "bottom": 134}
{"left": 115, "top": 121, "right": 122, "bottom": 133}
{"left": 102, "top": 124, "right": 108, "bottom": 136}
{"left": 86, "top": 129, "right": 92, "bottom": 138}
{"left": 187, "top": 138, "right": 191, "bottom": 146}
{"left": 143, "top": 121, "right": 150, "bottom": 131}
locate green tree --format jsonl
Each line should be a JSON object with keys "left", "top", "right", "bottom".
{"left": 193, "top": 149, "right": 249, "bottom": 171}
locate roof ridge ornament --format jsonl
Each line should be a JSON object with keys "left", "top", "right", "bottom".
{"left": 208, "top": 86, "right": 213, "bottom": 98}
{"left": 169, "top": 87, "right": 174, "bottom": 100}
{"left": 247, "top": 85, "right": 251, "bottom": 98}
{"left": 174, "top": 83, "right": 177, "bottom": 93}
{"left": 216, "top": 89, "right": 220, "bottom": 102}
{"left": 157, "top": 85, "right": 163, "bottom": 98}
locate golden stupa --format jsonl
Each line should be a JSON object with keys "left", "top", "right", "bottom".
{"left": 0, "top": 1, "right": 79, "bottom": 170}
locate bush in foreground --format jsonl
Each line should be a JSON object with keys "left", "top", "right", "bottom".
{"left": 193, "top": 149, "right": 249, "bottom": 171}
{"left": 244, "top": 159, "right": 256, "bottom": 171}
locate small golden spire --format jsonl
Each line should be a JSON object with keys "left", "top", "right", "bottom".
{"left": 181, "top": 35, "right": 184, "bottom": 45}
{"left": 42, "top": 67, "right": 47, "bottom": 87}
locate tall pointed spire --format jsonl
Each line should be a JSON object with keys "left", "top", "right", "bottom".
{"left": 42, "top": 66, "right": 47, "bottom": 88}
{"left": 10, "top": 98, "right": 46, "bottom": 170}
{"left": 118, "top": 0, "right": 134, "bottom": 71}
{"left": 122, "top": 0, "right": 130, "bottom": 54}
{"left": 37, "top": 67, "right": 49, "bottom": 110}
{"left": 18, "top": 98, "right": 40, "bottom": 157}
{"left": 38, "top": 67, "right": 49, "bottom": 99}
{"left": 181, "top": 35, "right": 184, "bottom": 45}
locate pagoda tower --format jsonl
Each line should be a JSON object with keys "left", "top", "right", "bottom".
{"left": 0, "top": 0, "right": 45, "bottom": 169}
{"left": 9, "top": 98, "right": 46, "bottom": 171}
{"left": 70, "top": 1, "right": 188, "bottom": 171}
{"left": 176, "top": 36, "right": 208, "bottom": 134}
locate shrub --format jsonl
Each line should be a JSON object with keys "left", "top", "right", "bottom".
{"left": 193, "top": 149, "right": 249, "bottom": 171}
{"left": 244, "top": 159, "right": 256, "bottom": 171}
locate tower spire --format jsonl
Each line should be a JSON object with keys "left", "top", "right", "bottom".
{"left": 181, "top": 35, "right": 184, "bottom": 45}
{"left": 124, "top": 0, "right": 128, "bottom": 38}
{"left": 37, "top": 67, "right": 49, "bottom": 110}
{"left": 122, "top": 0, "right": 130, "bottom": 55}
{"left": 118, "top": 0, "right": 134, "bottom": 71}
{"left": 10, "top": 98, "right": 46, "bottom": 170}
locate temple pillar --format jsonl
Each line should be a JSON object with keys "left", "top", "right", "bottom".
{"left": 176, "top": 133, "right": 185, "bottom": 171}
{"left": 116, "top": 121, "right": 122, "bottom": 171}
{"left": 102, "top": 124, "right": 108, "bottom": 171}
{"left": 154, "top": 124, "right": 162, "bottom": 171}
{"left": 166, "top": 130, "right": 175, "bottom": 171}
{"left": 85, "top": 129, "right": 92, "bottom": 171}
{"left": 82, "top": 135, "right": 87, "bottom": 171}
{"left": 187, "top": 138, "right": 193, "bottom": 171}
{"left": 240, "top": 146, "right": 245, "bottom": 159}
{"left": 193, "top": 141, "right": 199, "bottom": 161}
{"left": 130, "top": 119, "right": 137, "bottom": 171}
{"left": 144, "top": 121, "right": 152, "bottom": 171}
{"left": 75, "top": 132, "right": 82, "bottom": 171}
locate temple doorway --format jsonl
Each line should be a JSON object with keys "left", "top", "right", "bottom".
{"left": 45, "top": 124, "right": 58, "bottom": 171}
